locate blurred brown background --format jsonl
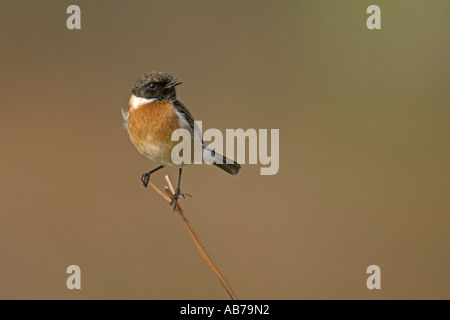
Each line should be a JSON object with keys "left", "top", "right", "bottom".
{"left": 0, "top": 0, "right": 448, "bottom": 299}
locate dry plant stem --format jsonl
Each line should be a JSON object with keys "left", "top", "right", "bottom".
{"left": 146, "top": 176, "right": 238, "bottom": 300}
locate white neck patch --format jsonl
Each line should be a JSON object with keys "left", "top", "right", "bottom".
{"left": 129, "top": 95, "right": 158, "bottom": 110}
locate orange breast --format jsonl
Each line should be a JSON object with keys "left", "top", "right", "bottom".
{"left": 127, "top": 100, "right": 180, "bottom": 160}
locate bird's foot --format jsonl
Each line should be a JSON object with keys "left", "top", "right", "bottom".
{"left": 141, "top": 172, "right": 151, "bottom": 188}
{"left": 140, "top": 165, "right": 164, "bottom": 188}
{"left": 172, "top": 188, "right": 192, "bottom": 211}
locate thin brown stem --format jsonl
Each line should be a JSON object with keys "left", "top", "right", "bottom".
{"left": 146, "top": 176, "right": 238, "bottom": 300}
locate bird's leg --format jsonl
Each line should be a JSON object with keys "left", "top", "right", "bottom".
{"left": 140, "top": 165, "right": 164, "bottom": 187}
{"left": 173, "top": 168, "right": 191, "bottom": 210}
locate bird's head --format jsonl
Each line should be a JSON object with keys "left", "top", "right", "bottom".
{"left": 131, "top": 71, "right": 182, "bottom": 101}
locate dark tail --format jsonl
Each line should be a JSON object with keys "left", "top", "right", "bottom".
{"left": 214, "top": 160, "right": 241, "bottom": 175}
{"left": 203, "top": 147, "right": 241, "bottom": 175}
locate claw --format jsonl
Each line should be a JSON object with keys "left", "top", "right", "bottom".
{"left": 141, "top": 173, "right": 150, "bottom": 188}
{"left": 172, "top": 191, "right": 181, "bottom": 211}
{"left": 140, "top": 166, "right": 164, "bottom": 188}
{"left": 172, "top": 189, "right": 192, "bottom": 211}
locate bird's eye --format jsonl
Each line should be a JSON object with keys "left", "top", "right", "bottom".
{"left": 149, "top": 83, "right": 156, "bottom": 89}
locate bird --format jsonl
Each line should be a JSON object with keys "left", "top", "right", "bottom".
{"left": 122, "top": 71, "right": 241, "bottom": 209}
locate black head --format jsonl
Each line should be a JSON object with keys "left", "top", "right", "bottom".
{"left": 132, "top": 71, "right": 182, "bottom": 101}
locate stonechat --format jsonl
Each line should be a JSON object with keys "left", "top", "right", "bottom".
{"left": 123, "top": 71, "right": 241, "bottom": 208}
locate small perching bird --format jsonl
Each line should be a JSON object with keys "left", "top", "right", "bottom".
{"left": 123, "top": 71, "right": 241, "bottom": 208}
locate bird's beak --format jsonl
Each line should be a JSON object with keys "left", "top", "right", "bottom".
{"left": 164, "top": 78, "right": 183, "bottom": 89}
